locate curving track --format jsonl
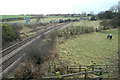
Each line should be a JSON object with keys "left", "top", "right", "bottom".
{"left": 0, "top": 22, "right": 72, "bottom": 78}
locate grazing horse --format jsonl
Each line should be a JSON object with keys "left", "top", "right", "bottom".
{"left": 107, "top": 34, "right": 112, "bottom": 39}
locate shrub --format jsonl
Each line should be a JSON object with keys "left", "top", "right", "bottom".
{"left": 110, "top": 17, "right": 119, "bottom": 28}
{"left": 100, "top": 16, "right": 120, "bottom": 29}
{"left": 2, "top": 24, "right": 16, "bottom": 47}
{"left": 9, "top": 23, "right": 23, "bottom": 39}
{"left": 100, "top": 20, "right": 110, "bottom": 30}
{"left": 27, "top": 31, "right": 57, "bottom": 65}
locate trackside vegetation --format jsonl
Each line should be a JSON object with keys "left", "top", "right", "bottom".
{"left": 2, "top": 24, "right": 17, "bottom": 47}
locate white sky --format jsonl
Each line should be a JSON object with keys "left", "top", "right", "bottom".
{"left": 0, "top": 0, "right": 119, "bottom": 15}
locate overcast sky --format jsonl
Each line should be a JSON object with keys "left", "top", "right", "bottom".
{"left": 0, "top": 0, "right": 119, "bottom": 15}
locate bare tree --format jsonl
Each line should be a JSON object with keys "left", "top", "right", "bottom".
{"left": 118, "top": 1, "right": 120, "bottom": 13}
{"left": 110, "top": 5, "right": 118, "bottom": 13}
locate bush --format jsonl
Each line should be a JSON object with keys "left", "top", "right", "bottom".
{"left": 9, "top": 23, "right": 23, "bottom": 39}
{"left": 2, "top": 24, "right": 16, "bottom": 47}
{"left": 100, "top": 17, "right": 119, "bottom": 30}
{"left": 27, "top": 31, "right": 57, "bottom": 65}
{"left": 110, "top": 17, "right": 119, "bottom": 28}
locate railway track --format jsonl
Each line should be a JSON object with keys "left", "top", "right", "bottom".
{"left": 0, "top": 22, "right": 72, "bottom": 77}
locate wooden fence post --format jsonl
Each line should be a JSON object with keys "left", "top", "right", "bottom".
{"left": 67, "top": 65, "right": 68, "bottom": 74}
{"left": 92, "top": 65, "right": 94, "bottom": 71}
{"left": 71, "top": 68, "right": 72, "bottom": 73}
{"left": 106, "top": 64, "right": 108, "bottom": 73}
{"left": 79, "top": 65, "right": 81, "bottom": 72}
{"left": 99, "top": 69, "right": 103, "bottom": 80}
{"left": 85, "top": 68, "right": 88, "bottom": 80}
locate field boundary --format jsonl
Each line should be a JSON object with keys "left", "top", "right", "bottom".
{"left": 49, "top": 64, "right": 119, "bottom": 79}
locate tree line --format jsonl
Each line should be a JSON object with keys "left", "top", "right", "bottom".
{"left": 98, "top": 4, "right": 120, "bottom": 28}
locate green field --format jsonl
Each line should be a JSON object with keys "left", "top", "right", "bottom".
{"left": 56, "top": 29, "right": 118, "bottom": 66}
{"left": 1, "top": 15, "right": 35, "bottom": 19}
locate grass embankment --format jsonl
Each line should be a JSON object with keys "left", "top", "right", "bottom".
{"left": 56, "top": 29, "right": 118, "bottom": 66}
{"left": 55, "top": 20, "right": 118, "bottom": 66}
{"left": 54, "top": 20, "right": 118, "bottom": 78}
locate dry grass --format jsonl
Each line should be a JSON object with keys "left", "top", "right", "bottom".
{"left": 70, "top": 20, "right": 102, "bottom": 28}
